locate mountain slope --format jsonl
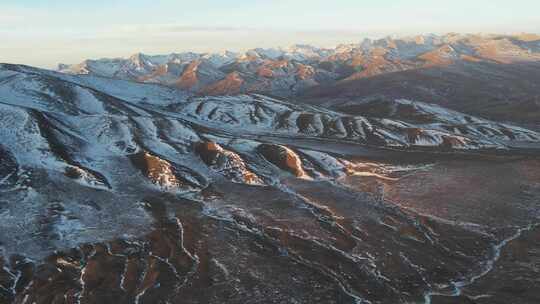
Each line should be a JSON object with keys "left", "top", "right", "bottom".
{"left": 300, "top": 60, "right": 540, "bottom": 125}
{"left": 1, "top": 63, "right": 540, "bottom": 304}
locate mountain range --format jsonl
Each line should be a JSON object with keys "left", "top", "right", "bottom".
{"left": 1, "top": 33, "right": 540, "bottom": 304}
{"left": 59, "top": 33, "right": 540, "bottom": 124}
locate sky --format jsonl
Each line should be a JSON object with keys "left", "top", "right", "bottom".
{"left": 1, "top": 0, "right": 539, "bottom": 68}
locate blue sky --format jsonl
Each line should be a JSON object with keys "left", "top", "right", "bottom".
{"left": 2, "top": 0, "right": 539, "bottom": 67}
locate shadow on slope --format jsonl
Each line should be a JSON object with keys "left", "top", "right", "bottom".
{"left": 300, "top": 61, "right": 540, "bottom": 125}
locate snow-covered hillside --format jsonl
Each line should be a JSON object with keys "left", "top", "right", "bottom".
{"left": 1, "top": 63, "right": 540, "bottom": 304}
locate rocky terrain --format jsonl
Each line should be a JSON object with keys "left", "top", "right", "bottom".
{"left": 0, "top": 62, "right": 539, "bottom": 303}
{"left": 59, "top": 34, "right": 540, "bottom": 123}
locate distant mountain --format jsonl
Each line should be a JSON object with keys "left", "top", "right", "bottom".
{"left": 59, "top": 34, "right": 540, "bottom": 95}
{"left": 59, "top": 33, "right": 540, "bottom": 123}
{"left": 58, "top": 44, "right": 338, "bottom": 96}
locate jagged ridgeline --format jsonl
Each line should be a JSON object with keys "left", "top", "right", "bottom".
{"left": 58, "top": 34, "right": 540, "bottom": 99}
{"left": 0, "top": 63, "right": 540, "bottom": 303}
{"left": 57, "top": 34, "right": 540, "bottom": 124}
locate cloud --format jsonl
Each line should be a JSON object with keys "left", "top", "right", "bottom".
{"left": 0, "top": 10, "right": 37, "bottom": 26}
{"left": 115, "top": 24, "right": 251, "bottom": 34}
